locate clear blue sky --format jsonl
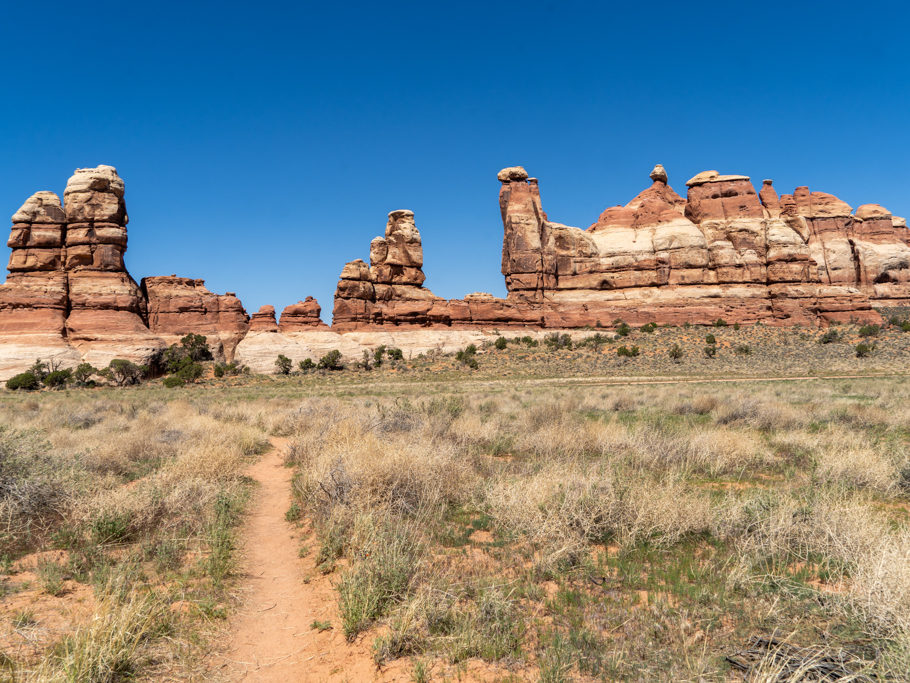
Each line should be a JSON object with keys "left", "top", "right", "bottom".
{"left": 2, "top": 1, "right": 908, "bottom": 320}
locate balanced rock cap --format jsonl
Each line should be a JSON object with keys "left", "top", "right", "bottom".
{"left": 649, "top": 164, "right": 668, "bottom": 184}
{"left": 685, "top": 170, "right": 751, "bottom": 187}
{"left": 497, "top": 166, "right": 529, "bottom": 183}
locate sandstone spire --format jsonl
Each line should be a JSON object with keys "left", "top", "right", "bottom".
{"left": 332, "top": 210, "right": 438, "bottom": 329}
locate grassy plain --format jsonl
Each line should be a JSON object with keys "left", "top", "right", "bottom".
{"left": 1, "top": 320, "right": 909, "bottom": 681}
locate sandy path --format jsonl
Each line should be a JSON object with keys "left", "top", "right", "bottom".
{"left": 216, "top": 438, "right": 408, "bottom": 682}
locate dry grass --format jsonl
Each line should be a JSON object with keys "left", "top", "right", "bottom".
{"left": 273, "top": 375, "right": 910, "bottom": 680}
{"left": 2, "top": 360, "right": 910, "bottom": 680}
{"left": 0, "top": 392, "right": 267, "bottom": 680}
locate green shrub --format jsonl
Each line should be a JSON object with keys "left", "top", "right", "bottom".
{"left": 855, "top": 341, "right": 875, "bottom": 358}
{"left": 298, "top": 358, "right": 316, "bottom": 372}
{"left": 162, "top": 376, "right": 185, "bottom": 388}
{"left": 733, "top": 344, "right": 752, "bottom": 356}
{"left": 705, "top": 333, "right": 716, "bottom": 346}
{"left": 72, "top": 363, "right": 97, "bottom": 386}
{"left": 520, "top": 336, "right": 538, "bottom": 347}
{"left": 205, "top": 492, "right": 241, "bottom": 587}
{"left": 639, "top": 322, "right": 657, "bottom": 334}
{"left": 713, "top": 318, "right": 728, "bottom": 327}
{"left": 28, "top": 360, "right": 49, "bottom": 382}
{"left": 36, "top": 559, "right": 66, "bottom": 596}
{"left": 455, "top": 345, "right": 478, "bottom": 369}
{"left": 858, "top": 324, "right": 881, "bottom": 338}
{"left": 819, "top": 329, "right": 839, "bottom": 344}
{"left": 169, "top": 356, "right": 203, "bottom": 383}
{"left": 704, "top": 345, "right": 717, "bottom": 358}
{"left": 614, "top": 321, "right": 631, "bottom": 337}
{"left": 104, "top": 359, "right": 147, "bottom": 386}
{"left": 91, "top": 513, "right": 131, "bottom": 545}
{"left": 162, "top": 334, "right": 212, "bottom": 376}
{"left": 543, "top": 333, "right": 572, "bottom": 350}
{"left": 338, "top": 524, "right": 420, "bottom": 640}
{"left": 372, "top": 345, "right": 387, "bottom": 367}
{"left": 387, "top": 347, "right": 404, "bottom": 361}
{"left": 179, "top": 333, "right": 212, "bottom": 361}
{"left": 318, "top": 350, "right": 343, "bottom": 370}
{"left": 43, "top": 369, "right": 72, "bottom": 389}
{"left": 285, "top": 502, "right": 302, "bottom": 523}
{"left": 580, "top": 333, "right": 608, "bottom": 349}
{"left": 275, "top": 354, "right": 293, "bottom": 375}
{"left": 494, "top": 336, "right": 507, "bottom": 350}
{"left": 214, "top": 362, "right": 243, "bottom": 377}
{"left": 616, "top": 345, "right": 639, "bottom": 358}
{"left": 733, "top": 322, "right": 740, "bottom": 330}
{"left": 6, "top": 372, "right": 40, "bottom": 391}
{"left": 668, "top": 344, "right": 683, "bottom": 361}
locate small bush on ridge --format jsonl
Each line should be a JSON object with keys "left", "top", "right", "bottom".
{"left": 6, "top": 372, "right": 40, "bottom": 391}
{"left": 855, "top": 341, "right": 875, "bottom": 358}
{"left": 275, "top": 354, "right": 293, "bottom": 375}
{"left": 318, "top": 350, "right": 344, "bottom": 371}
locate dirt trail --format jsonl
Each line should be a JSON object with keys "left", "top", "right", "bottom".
{"left": 216, "top": 438, "right": 408, "bottom": 682}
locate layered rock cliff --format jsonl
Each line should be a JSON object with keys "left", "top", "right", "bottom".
{"left": 334, "top": 165, "right": 909, "bottom": 329}
{"left": 2, "top": 161, "right": 908, "bottom": 379}
{"left": 0, "top": 165, "right": 319, "bottom": 376}
{"left": 142, "top": 275, "right": 250, "bottom": 357}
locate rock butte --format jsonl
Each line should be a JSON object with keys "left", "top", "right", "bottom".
{"left": 1, "top": 164, "right": 908, "bottom": 377}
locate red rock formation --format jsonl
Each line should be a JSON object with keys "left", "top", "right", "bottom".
{"left": 278, "top": 296, "right": 328, "bottom": 331}
{"left": 779, "top": 188, "right": 910, "bottom": 307}
{"left": 57, "top": 166, "right": 163, "bottom": 363}
{"left": 334, "top": 163, "right": 910, "bottom": 330}
{"left": 3, "top": 160, "right": 908, "bottom": 379}
{"left": 332, "top": 211, "right": 440, "bottom": 330}
{"left": 0, "top": 165, "right": 255, "bottom": 375}
{"left": 142, "top": 275, "right": 250, "bottom": 357}
{"left": 0, "top": 192, "right": 68, "bottom": 336}
{"left": 249, "top": 305, "right": 279, "bottom": 332}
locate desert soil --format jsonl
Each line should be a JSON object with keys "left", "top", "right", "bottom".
{"left": 214, "top": 438, "right": 409, "bottom": 682}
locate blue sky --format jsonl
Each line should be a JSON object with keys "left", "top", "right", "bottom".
{"left": 2, "top": 1, "right": 908, "bottom": 320}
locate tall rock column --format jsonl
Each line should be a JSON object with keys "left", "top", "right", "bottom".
{"left": 0, "top": 192, "right": 80, "bottom": 379}
{"left": 62, "top": 166, "right": 164, "bottom": 364}
{"left": 0, "top": 192, "right": 81, "bottom": 376}
{"left": 332, "top": 210, "right": 439, "bottom": 329}
{"left": 1, "top": 192, "right": 68, "bottom": 334}
{"left": 498, "top": 166, "right": 551, "bottom": 298}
